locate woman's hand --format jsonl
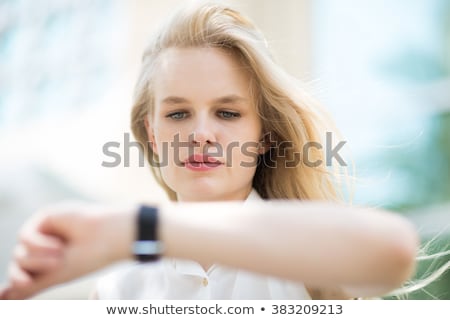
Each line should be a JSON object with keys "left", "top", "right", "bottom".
{"left": 0, "top": 202, "right": 136, "bottom": 299}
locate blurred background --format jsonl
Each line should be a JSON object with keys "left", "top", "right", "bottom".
{"left": 0, "top": 0, "right": 449, "bottom": 299}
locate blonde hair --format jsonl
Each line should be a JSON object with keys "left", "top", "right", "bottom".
{"left": 388, "top": 237, "right": 450, "bottom": 299}
{"left": 130, "top": 1, "right": 347, "bottom": 202}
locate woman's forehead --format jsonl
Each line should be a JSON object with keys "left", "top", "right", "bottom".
{"left": 154, "top": 47, "right": 253, "bottom": 100}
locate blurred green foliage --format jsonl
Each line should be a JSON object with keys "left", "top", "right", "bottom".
{"left": 377, "top": 0, "right": 450, "bottom": 300}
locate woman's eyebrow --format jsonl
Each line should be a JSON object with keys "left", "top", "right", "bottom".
{"left": 160, "top": 96, "right": 190, "bottom": 105}
{"left": 160, "top": 95, "right": 248, "bottom": 106}
{"left": 210, "top": 95, "right": 248, "bottom": 104}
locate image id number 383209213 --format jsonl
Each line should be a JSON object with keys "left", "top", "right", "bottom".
{"left": 271, "top": 304, "right": 343, "bottom": 315}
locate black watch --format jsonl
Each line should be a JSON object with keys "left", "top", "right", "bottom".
{"left": 133, "top": 205, "right": 163, "bottom": 262}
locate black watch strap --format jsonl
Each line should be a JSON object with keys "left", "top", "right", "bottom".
{"left": 133, "top": 205, "right": 163, "bottom": 262}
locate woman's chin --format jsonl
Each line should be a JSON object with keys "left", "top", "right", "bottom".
{"left": 175, "top": 183, "right": 223, "bottom": 201}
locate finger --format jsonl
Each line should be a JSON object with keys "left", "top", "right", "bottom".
{"left": 5, "top": 264, "right": 55, "bottom": 300}
{"left": 7, "top": 265, "right": 68, "bottom": 300}
{"left": 14, "top": 243, "right": 62, "bottom": 270}
{"left": 2, "top": 283, "right": 32, "bottom": 300}
{"left": 0, "top": 286, "right": 11, "bottom": 300}
{"left": 19, "top": 230, "right": 64, "bottom": 255}
{"left": 37, "top": 209, "right": 79, "bottom": 239}
{"left": 6, "top": 263, "right": 56, "bottom": 300}
{"left": 14, "top": 245, "right": 62, "bottom": 273}
{"left": 8, "top": 263, "right": 33, "bottom": 289}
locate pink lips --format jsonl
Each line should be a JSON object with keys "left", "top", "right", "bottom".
{"left": 183, "top": 154, "right": 223, "bottom": 171}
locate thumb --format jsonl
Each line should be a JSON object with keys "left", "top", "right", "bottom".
{"left": 0, "top": 285, "right": 11, "bottom": 299}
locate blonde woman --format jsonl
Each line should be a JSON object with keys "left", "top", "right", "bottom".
{"left": 0, "top": 2, "right": 419, "bottom": 300}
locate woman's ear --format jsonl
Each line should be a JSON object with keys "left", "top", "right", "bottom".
{"left": 144, "top": 116, "right": 158, "bottom": 155}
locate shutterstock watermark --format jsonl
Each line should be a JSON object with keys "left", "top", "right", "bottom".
{"left": 101, "top": 132, "right": 347, "bottom": 168}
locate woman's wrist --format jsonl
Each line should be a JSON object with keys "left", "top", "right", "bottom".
{"left": 105, "top": 203, "right": 166, "bottom": 264}
{"left": 99, "top": 205, "right": 137, "bottom": 264}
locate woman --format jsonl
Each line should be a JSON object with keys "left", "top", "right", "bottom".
{"left": 0, "top": 2, "right": 419, "bottom": 300}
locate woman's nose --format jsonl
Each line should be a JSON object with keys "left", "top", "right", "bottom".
{"left": 189, "top": 115, "right": 216, "bottom": 146}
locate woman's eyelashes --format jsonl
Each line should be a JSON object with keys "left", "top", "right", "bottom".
{"left": 217, "top": 110, "right": 241, "bottom": 119}
{"left": 166, "top": 111, "right": 188, "bottom": 120}
{"left": 165, "top": 110, "right": 241, "bottom": 120}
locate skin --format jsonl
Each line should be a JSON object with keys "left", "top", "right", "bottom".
{"left": 146, "top": 47, "right": 264, "bottom": 202}
{"left": 0, "top": 200, "right": 418, "bottom": 299}
{"left": 0, "top": 48, "right": 419, "bottom": 300}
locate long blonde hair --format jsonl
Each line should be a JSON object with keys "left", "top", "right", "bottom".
{"left": 130, "top": 1, "right": 347, "bottom": 202}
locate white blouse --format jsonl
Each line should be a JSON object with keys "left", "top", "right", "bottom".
{"left": 96, "top": 189, "right": 311, "bottom": 299}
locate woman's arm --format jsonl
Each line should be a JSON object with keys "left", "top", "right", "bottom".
{"left": 161, "top": 201, "right": 418, "bottom": 297}
{"left": 1, "top": 200, "right": 418, "bottom": 299}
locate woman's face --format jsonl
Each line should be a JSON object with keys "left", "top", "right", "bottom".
{"left": 145, "top": 47, "right": 263, "bottom": 201}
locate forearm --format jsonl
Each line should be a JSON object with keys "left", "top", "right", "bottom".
{"left": 157, "top": 201, "right": 418, "bottom": 288}
{"left": 1, "top": 200, "right": 418, "bottom": 300}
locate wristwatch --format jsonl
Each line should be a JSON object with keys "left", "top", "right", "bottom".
{"left": 133, "top": 205, "right": 164, "bottom": 262}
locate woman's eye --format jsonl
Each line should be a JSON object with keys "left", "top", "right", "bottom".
{"left": 218, "top": 111, "right": 240, "bottom": 119}
{"left": 166, "top": 111, "right": 187, "bottom": 120}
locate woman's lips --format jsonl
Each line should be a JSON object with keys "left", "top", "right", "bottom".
{"left": 183, "top": 154, "right": 223, "bottom": 171}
